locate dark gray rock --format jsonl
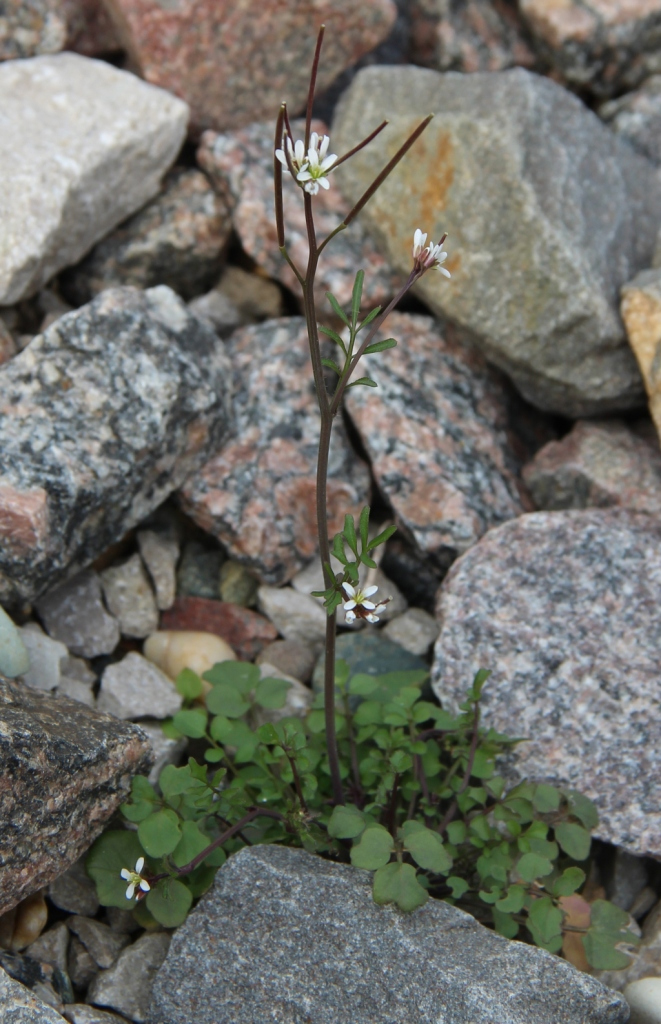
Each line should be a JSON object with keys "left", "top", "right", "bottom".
{"left": 87, "top": 932, "right": 170, "bottom": 1023}
{"left": 35, "top": 571, "right": 119, "bottom": 659}
{"left": 0, "top": 286, "right": 231, "bottom": 605}
{"left": 26, "top": 922, "right": 70, "bottom": 974}
{"left": 66, "top": 917, "right": 129, "bottom": 970}
{"left": 431, "top": 509, "right": 661, "bottom": 858}
{"left": 332, "top": 65, "right": 661, "bottom": 416}
{"left": 408, "top": 0, "right": 538, "bottom": 74}
{"left": 0, "top": 966, "right": 66, "bottom": 1024}
{"left": 312, "top": 631, "right": 427, "bottom": 692}
{"left": 600, "top": 75, "right": 661, "bottom": 165}
{"left": 0, "top": 678, "right": 152, "bottom": 915}
{"left": 175, "top": 541, "right": 223, "bottom": 600}
{"left": 149, "top": 844, "right": 627, "bottom": 1024}
{"left": 48, "top": 856, "right": 100, "bottom": 917}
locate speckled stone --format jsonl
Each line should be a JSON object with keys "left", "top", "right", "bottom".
{"left": 0, "top": 678, "right": 152, "bottom": 915}
{"left": 600, "top": 75, "right": 661, "bottom": 165}
{"left": 519, "top": 0, "right": 661, "bottom": 97}
{"left": 0, "top": 286, "right": 231, "bottom": 605}
{"left": 160, "top": 597, "right": 277, "bottom": 661}
{"left": 67, "top": 917, "right": 128, "bottom": 970}
{"left": 48, "top": 857, "right": 99, "bottom": 917}
{"left": 197, "top": 120, "right": 403, "bottom": 312}
{"left": 137, "top": 530, "right": 179, "bottom": 611}
{"left": 0, "top": 0, "right": 119, "bottom": 60}
{"left": 332, "top": 65, "right": 661, "bottom": 416}
{"left": 431, "top": 509, "right": 661, "bottom": 858}
{"left": 0, "top": 54, "right": 188, "bottom": 305}
{"left": 383, "top": 606, "right": 439, "bottom": 656}
{"left": 100, "top": 555, "right": 159, "bottom": 639}
{"left": 87, "top": 931, "right": 170, "bottom": 1023}
{"left": 149, "top": 844, "right": 628, "bottom": 1024}
{"left": 101, "top": 0, "right": 396, "bottom": 135}
{"left": 255, "top": 640, "right": 316, "bottom": 684}
{"left": 409, "top": 0, "right": 537, "bottom": 73}
{"left": 621, "top": 269, "right": 661, "bottom": 444}
{"left": 63, "top": 1007, "right": 129, "bottom": 1024}
{"left": 35, "top": 571, "right": 119, "bottom": 659}
{"left": 0, "top": 967, "right": 66, "bottom": 1024}
{"left": 523, "top": 419, "right": 661, "bottom": 513}
{"left": 97, "top": 652, "right": 181, "bottom": 721}
{"left": 345, "top": 314, "right": 526, "bottom": 567}
{"left": 179, "top": 318, "right": 370, "bottom": 585}
{"left": 62, "top": 169, "right": 231, "bottom": 304}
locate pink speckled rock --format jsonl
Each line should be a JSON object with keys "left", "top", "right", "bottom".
{"left": 197, "top": 119, "right": 403, "bottom": 313}
{"left": 101, "top": 0, "right": 397, "bottom": 135}
{"left": 344, "top": 313, "right": 528, "bottom": 571}
{"left": 409, "top": 0, "right": 538, "bottom": 74}
{"left": 0, "top": 0, "right": 119, "bottom": 61}
{"left": 179, "top": 318, "right": 371, "bottom": 585}
{"left": 432, "top": 509, "right": 661, "bottom": 857}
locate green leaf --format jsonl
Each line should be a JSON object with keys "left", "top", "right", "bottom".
{"left": 172, "top": 820, "right": 212, "bottom": 868}
{"left": 171, "top": 708, "right": 208, "bottom": 739}
{"left": 350, "top": 824, "right": 395, "bottom": 870}
{"left": 581, "top": 933, "right": 633, "bottom": 971}
{"left": 367, "top": 524, "right": 397, "bottom": 551}
{"left": 478, "top": 888, "right": 502, "bottom": 905}
{"left": 86, "top": 830, "right": 145, "bottom": 908}
{"left": 138, "top": 809, "right": 182, "bottom": 858}
{"left": 254, "top": 677, "right": 291, "bottom": 710}
{"left": 351, "top": 270, "right": 364, "bottom": 326}
{"left": 146, "top": 879, "right": 193, "bottom": 928}
{"left": 327, "top": 804, "right": 367, "bottom": 840}
{"left": 353, "top": 700, "right": 383, "bottom": 726}
{"left": 551, "top": 867, "right": 586, "bottom": 897}
{"left": 343, "top": 514, "right": 358, "bottom": 556}
{"left": 373, "top": 862, "right": 428, "bottom": 912}
{"left": 159, "top": 764, "right": 200, "bottom": 799}
{"left": 319, "top": 324, "right": 347, "bottom": 353}
{"left": 322, "top": 358, "right": 342, "bottom": 375}
{"left": 347, "top": 377, "right": 378, "bottom": 389}
{"left": 364, "top": 338, "right": 397, "bottom": 355}
{"left": 348, "top": 673, "right": 378, "bottom": 697}
{"left": 359, "top": 505, "right": 370, "bottom": 551}
{"left": 469, "top": 668, "right": 491, "bottom": 699}
{"left": 205, "top": 683, "right": 250, "bottom": 719}
{"left": 589, "top": 899, "right": 635, "bottom": 935}
{"left": 516, "top": 852, "right": 554, "bottom": 883}
{"left": 203, "top": 661, "right": 259, "bottom": 694}
{"left": 446, "top": 821, "right": 467, "bottom": 845}
{"left": 326, "top": 291, "right": 351, "bottom": 327}
{"left": 495, "top": 884, "right": 526, "bottom": 914}
{"left": 563, "top": 789, "right": 599, "bottom": 829}
{"left": 401, "top": 825, "right": 453, "bottom": 874}
{"left": 492, "top": 908, "right": 519, "bottom": 939}
{"left": 446, "top": 876, "right": 469, "bottom": 899}
{"left": 175, "top": 668, "right": 203, "bottom": 701}
{"left": 555, "top": 822, "right": 591, "bottom": 861}
{"left": 358, "top": 305, "right": 382, "bottom": 330}
{"left": 528, "top": 896, "right": 563, "bottom": 944}
{"left": 532, "top": 784, "right": 562, "bottom": 813}
{"left": 332, "top": 533, "right": 348, "bottom": 564}
{"left": 204, "top": 748, "right": 225, "bottom": 763}
{"left": 160, "top": 718, "right": 183, "bottom": 740}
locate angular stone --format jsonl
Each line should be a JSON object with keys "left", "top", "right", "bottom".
{"left": 0, "top": 54, "right": 188, "bottom": 305}
{"left": 257, "top": 586, "right": 327, "bottom": 647}
{"left": 26, "top": 922, "right": 70, "bottom": 974}
{"left": 0, "top": 607, "right": 29, "bottom": 679}
{"left": 383, "top": 606, "right": 439, "bottom": 656}
{"left": 62, "top": 169, "right": 231, "bottom": 304}
{"left": 143, "top": 630, "right": 236, "bottom": 681}
{"left": 87, "top": 931, "right": 170, "bottom": 1023}
{"left": 622, "top": 269, "right": 661, "bottom": 444}
{"left": 20, "top": 624, "right": 68, "bottom": 691}
{"left": 332, "top": 65, "right": 661, "bottom": 416}
{"left": 149, "top": 844, "right": 627, "bottom": 1024}
{"left": 97, "top": 652, "right": 181, "bottom": 721}
{"left": 160, "top": 597, "right": 277, "bottom": 662}
{"left": 101, "top": 0, "right": 396, "bottom": 135}
{"left": 519, "top": 0, "right": 661, "bottom": 97}
{"left": 63, "top": 1006, "right": 129, "bottom": 1024}
{"left": 409, "top": 0, "right": 537, "bottom": 73}
{"left": 218, "top": 560, "right": 258, "bottom": 609}
{"left": 600, "top": 75, "right": 661, "bottom": 165}
{"left": 0, "top": 286, "right": 231, "bottom": 605}
{"left": 175, "top": 541, "right": 223, "bottom": 600}
{"left": 0, "top": 967, "right": 66, "bottom": 1024}
{"left": 197, "top": 120, "right": 403, "bottom": 311}
{"left": 523, "top": 418, "right": 661, "bottom": 513}
{"left": 137, "top": 530, "right": 179, "bottom": 611}
{"left": 255, "top": 640, "right": 316, "bottom": 685}
{"left": 47, "top": 857, "right": 99, "bottom": 917}
{"left": 431, "top": 509, "right": 661, "bottom": 857}
{"left": 0, "top": 0, "right": 119, "bottom": 61}
{"left": 35, "top": 572, "right": 119, "bottom": 659}
{"left": 100, "top": 555, "right": 159, "bottom": 640}
{"left": 67, "top": 918, "right": 129, "bottom": 970}
{"left": 0, "top": 678, "right": 152, "bottom": 915}
{"left": 180, "top": 318, "right": 371, "bottom": 584}
{"left": 67, "top": 936, "right": 97, "bottom": 992}
{"left": 136, "top": 720, "right": 188, "bottom": 786}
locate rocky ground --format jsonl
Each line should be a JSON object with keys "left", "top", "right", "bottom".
{"left": 2, "top": 1, "right": 661, "bottom": 1022}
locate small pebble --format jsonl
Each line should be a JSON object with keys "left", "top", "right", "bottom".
{"left": 8, "top": 892, "right": 48, "bottom": 951}
{"left": 48, "top": 856, "right": 100, "bottom": 917}
{"left": 176, "top": 541, "right": 224, "bottom": 599}
{"left": 97, "top": 652, "right": 182, "bottom": 720}
{"left": 383, "top": 607, "right": 439, "bottom": 656}
{"left": 143, "top": 630, "right": 236, "bottom": 680}
{"left": 87, "top": 931, "right": 171, "bottom": 1022}
{"left": 20, "top": 623, "right": 68, "bottom": 691}
{"left": 256, "top": 639, "right": 316, "bottom": 683}
{"left": 137, "top": 529, "right": 179, "bottom": 611}
{"left": 35, "top": 570, "right": 120, "bottom": 658}
{"left": 63, "top": 1005, "right": 131, "bottom": 1024}
{"left": 26, "top": 922, "right": 70, "bottom": 973}
{"left": 257, "top": 586, "right": 327, "bottom": 646}
{"left": 100, "top": 554, "right": 159, "bottom": 639}
{"left": 219, "top": 559, "right": 258, "bottom": 607}
{"left": 0, "top": 605, "right": 29, "bottom": 678}
{"left": 67, "top": 917, "right": 130, "bottom": 970}
{"left": 68, "top": 935, "right": 98, "bottom": 991}
{"left": 624, "top": 977, "right": 661, "bottom": 1024}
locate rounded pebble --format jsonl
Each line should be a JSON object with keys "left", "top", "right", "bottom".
{"left": 624, "top": 978, "right": 661, "bottom": 1024}
{"left": 143, "top": 630, "right": 236, "bottom": 679}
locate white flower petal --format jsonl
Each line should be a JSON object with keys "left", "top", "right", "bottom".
{"left": 345, "top": 609, "right": 357, "bottom": 623}
{"left": 365, "top": 613, "right": 379, "bottom": 623}
{"left": 296, "top": 169, "right": 312, "bottom": 181}
{"left": 320, "top": 154, "right": 337, "bottom": 171}
{"left": 363, "top": 585, "right": 379, "bottom": 598}
{"left": 120, "top": 868, "right": 130, "bottom": 880}
{"left": 373, "top": 604, "right": 387, "bottom": 615}
{"left": 437, "top": 267, "right": 451, "bottom": 278}
{"left": 305, "top": 181, "right": 320, "bottom": 194}
{"left": 135, "top": 857, "right": 145, "bottom": 873}
{"left": 294, "top": 139, "right": 305, "bottom": 163}
{"left": 310, "top": 131, "right": 319, "bottom": 150}
{"left": 343, "top": 600, "right": 357, "bottom": 610}
{"left": 342, "top": 583, "right": 357, "bottom": 598}
{"left": 275, "top": 150, "right": 288, "bottom": 167}
{"left": 362, "top": 600, "right": 376, "bottom": 610}
{"left": 125, "top": 883, "right": 135, "bottom": 900}
{"left": 318, "top": 177, "right": 330, "bottom": 189}
{"left": 139, "top": 879, "right": 151, "bottom": 892}
{"left": 319, "top": 135, "right": 330, "bottom": 158}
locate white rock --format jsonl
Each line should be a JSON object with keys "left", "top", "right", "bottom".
{"left": 624, "top": 978, "right": 661, "bottom": 1024}
{"left": 143, "top": 630, "right": 236, "bottom": 680}
{"left": 0, "top": 53, "right": 189, "bottom": 304}
{"left": 383, "top": 607, "right": 439, "bottom": 655}
{"left": 257, "top": 585, "right": 327, "bottom": 646}
{"left": 57, "top": 676, "right": 96, "bottom": 707}
{"left": 100, "top": 554, "right": 159, "bottom": 639}
{"left": 20, "top": 622, "right": 68, "bottom": 690}
{"left": 97, "top": 651, "right": 181, "bottom": 720}
{"left": 137, "top": 530, "right": 179, "bottom": 610}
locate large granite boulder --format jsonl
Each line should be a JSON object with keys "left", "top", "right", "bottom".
{"left": 432, "top": 509, "right": 661, "bottom": 858}
{"left": 0, "top": 53, "right": 188, "bottom": 304}
{"left": 332, "top": 65, "right": 661, "bottom": 417}
{"left": 0, "top": 286, "right": 231, "bottom": 605}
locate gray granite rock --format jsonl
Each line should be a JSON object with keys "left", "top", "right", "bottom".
{"left": 0, "top": 678, "right": 152, "bottom": 915}
{"left": 20, "top": 623, "right": 68, "bottom": 691}
{"left": 149, "top": 844, "right": 627, "bottom": 1024}
{"left": 0, "top": 286, "right": 231, "bottom": 605}
{"left": 97, "top": 652, "right": 181, "bottom": 721}
{"left": 137, "top": 531, "right": 179, "bottom": 612}
{"left": 312, "top": 631, "right": 427, "bottom": 692}
{"left": 179, "top": 318, "right": 370, "bottom": 585}
{"left": 67, "top": 917, "right": 129, "bottom": 970}
{"left": 26, "top": 922, "right": 70, "bottom": 974}
{"left": 0, "top": 53, "right": 188, "bottom": 305}
{"left": 48, "top": 857, "right": 99, "bottom": 917}
{"left": 600, "top": 75, "right": 661, "bottom": 166}
{"left": 332, "top": 65, "right": 661, "bottom": 416}
{"left": 0, "top": 966, "right": 66, "bottom": 1024}
{"left": 383, "top": 606, "right": 439, "bottom": 656}
{"left": 100, "top": 555, "right": 159, "bottom": 639}
{"left": 88, "top": 931, "right": 170, "bottom": 1023}
{"left": 256, "top": 586, "right": 327, "bottom": 647}
{"left": 0, "top": 0, "right": 119, "bottom": 61}
{"left": 35, "top": 571, "right": 119, "bottom": 659}
{"left": 409, "top": 0, "right": 538, "bottom": 74}
{"left": 432, "top": 509, "right": 661, "bottom": 858}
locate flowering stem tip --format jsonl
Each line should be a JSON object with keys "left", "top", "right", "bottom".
{"left": 120, "top": 857, "right": 150, "bottom": 900}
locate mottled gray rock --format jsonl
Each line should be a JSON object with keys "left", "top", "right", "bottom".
{"left": 62, "top": 169, "right": 231, "bottom": 304}
{"left": 67, "top": 936, "right": 97, "bottom": 992}
{"left": 0, "top": 678, "right": 152, "bottom": 915}
{"left": 0, "top": 286, "right": 231, "bottom": 605}
{"left": 97, "top": 652, "right": 181, "bottom": 721}
{"left": 57, "top": 676, "right": 96, "bottom": 708}
{"left": 88, "top": 931, "right": 170, "bottom": 1023}
{"left": 0, "top": 966, "right": 66, "bottom": 1024}
{"left": 137, "top": 531, "right": 179, "bottom": 611}
{"left": 26, "top": 922, "right": 70, "bottom": 974}
{"left": 432, "top": 509, "right": 661, "bottom": 857}
{"left": 187, "top": 265, "right": 284, "bottom": 338}
{"left": 48, "top": 857, "right": 99, "bottom": 917}
{"left": 312, "top": 631, "right": 427, "bottom": 692}
{"left": 256, "top": 586, "right": 327, "bottom": 647}
{"left": 100, "top": 555, "right": 159, "bottom": 639}
{"left": 67, "top": 917, "right": 129, "bottom": 970}
{"left": 0, "top": 53, "right": 188, "bottom": 305}
{"left": 409, "top": 0, "right": 538, "bottom": 73}
{"left": 20, "top": 623, "right": 68, "bottom": 691}
{"left": 136, "top": 720, "right": 188, "bottom": 786}
{"left": 149, "top": 844, "right": 627, "bottom": 1024}
{"left": 175, "top": 541, "right": 223, "bottom": 600}
{"left": 523, "top": 419, "right": 661, "bottom": 513}
{"left": 218, "top": 559, "right": 258, "bottom": 608}
{"left": 180, "top": 318, "right": 370, "bottom": 585}
{"left": 255, "top": 639, "right": 316, "bottom": 684}
{"left": 35, "top": 572, "right": 119, "bottom": 659}
{"left": 600, "top": 75, "right": 661, "bottom": 165}
{"left": 0, "top": 0, "right": 119, "bottom": 61}
{"left": 383, "top": 606, "right": 439, "bottom": 656}
{"left": 0, "top": 607, "right": 30, "bottom": 678}
{"left": 332, "top": 65, "right": 661, "bottom": 416}
{"left": 63, "top": 1007, "right": 129, "bottom": 1024}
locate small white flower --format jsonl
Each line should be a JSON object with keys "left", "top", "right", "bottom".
{"left": 412, "top": 228, "right": 451, "bottom": 278}
{"left": 120, "top": 857, "right": 151, "bottom": 901}
{"left": 276, "top": 131, "right": 337, "bottom": 195}
{"left": 342, "top": 582, "right": 390, "bottom": 624}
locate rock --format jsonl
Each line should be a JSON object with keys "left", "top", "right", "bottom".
{"left": 409, "top": 0, "right": 537, "bottom": 73}
{"left": 523, "top": 419, "right": 661, "bottom": 513}
{"left": 48, "top": 857, "right": 99, "bottom": 917}
{"left": 136, "top": 720, "right": 188, "bottom": 786}
{"left": 63, "top": 1006, "right": 130, "bottom": 1024}
{"left": 67, "top": 917, "right": 129, "bottom": 970}
{"left": 179, "top": 318, "right": 371, "bottom": 584}
{"left": 68, "top": 935, "right": 98, "bottom": 991}
{"left": 143, "top": 630, "right": 236, "bottom": 681}
{"left": 622, "top": 269, "right": 661, "bottom": 444}
{"left": 97, "top": 652, "right": 181, "bottom": 721}
{"left": 160, "top": 597, "right": 277, "bottom": 662}
{"left": 0, "top": 948, "right": 70, "bottom": 1009}
{"left": 0, "top": 0, "right": 120, "bottom": 61}
{"left": 101, "top": 0, "right": 396, "bottom": 135}
{"left": 0, "top": 966, "right": 66, "bottom": 1024}
{"left": 104, "top": 908, "right": 140, "bottom": 935}
{"left": 624, "top": 977, "right": 661, "bottom": 1024}
{"left": 87, "top": 931, "right": 170, "bottom": 1023}
{"left": 57, "top": 678, "right": 95, "bottom": 708}
{"left": 20, "top": 624, "right": 68, "bottom": 691}
{"left": 100, "top": 555, "right": 159, "bottom": 639}
{"left": 257, "top": 587, "right": 327, "bottom": 647}
{"left": 380, "top": 537, "right": 443, "bottom": 612}
{"left": 186, "top": 289, "right": 242, "bottom": 338}
{"left": 6, "top": 892, "right": 48, "bottom": 951}
{"left": 344, "top": 314, "right": 527, "bottom": 566}
{"left": 250, "top": 663, "right": 313, "bottom": 728}
{"left": 35, "top": 572, "right": 119, "bottom": 659}
{"left": 0, "top": 53, "right": 188, "bottom": 305}
{"left": 0, "top": 607, "right": 30, "bottom": 678}
{"left": 175, "top": 541, "right": 223, "bottom": 600}
{"left": 26, "top": 922, "right": 69, "bottom": 974}
{"left": 62, "top": 169, "right": 231, "bottom": 304}
{"left": 218, "top": 560, "right": 258, "bottom": 608}
{"left": 431, "top": 509, "right": 661, "bottom": 858}
{"left": 0, "top": 677, "right": 152, "bottom": 915}
{"left": 0, "top": 286, "right": 232, "bottom": 605}
{"left": 0, "top": 319, "right": 17, "bottom": 365}
{"left": 255, "top": 640, "right": 316, "bottom": 684}
{"left": 600, "top": 76, "right": 661, "bottom": 166}
{"left": 136, "top": 531, "right": 179, "bottom": 611}
{"left": 188, "top": 266, "right": 284, "bottom": 339}
{"left": 332, "top": 65, "right": 661, "bottom": 417}
{"left": 606, "top": 850, "right": 650, "bottom": 912}
{"left": 57, "top": 655, "right": 96, "bottom": 708}
{"left": 519, "top": 0, "right": 661, "bottom": 97}
{"left": 312, "top": 631, "right": 427, "bottom": 692}
{"left": 383, "top": 607, "right": 439, "bottom": 656}
{"left": 149, "top": 844, "right": 627, "bottom": 1024}
{"left": 198, "top": 120, "right": 403, "bottom": 311}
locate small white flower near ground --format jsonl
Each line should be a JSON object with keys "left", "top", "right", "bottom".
{"left": 120, "top": 856, "right": 151, "bottom": 900}
{"left": 412, "top": 229, "right": 451, "bottom": 277}
{"left": 276, "top": 131, "right": 337, "bottom": 195}
{"left": 342, "top": 582, "right": 389, "bottom": 624}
